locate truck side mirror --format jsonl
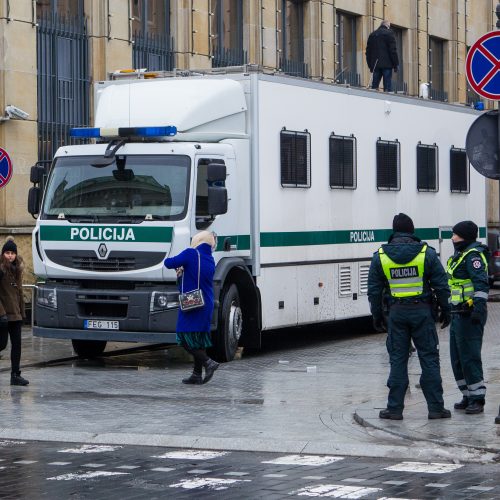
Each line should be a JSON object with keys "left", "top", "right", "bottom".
{"left": 207, "top": 186, "right": 227, "bottom": 215}
{"left": 28, "top": 186, "right": 41, "bottom": 216}
{"left": 207, "top": 163, "right": 227, "bottom": 183}
{"left": 30, "top": 165, "right": 46, "bottom": 184}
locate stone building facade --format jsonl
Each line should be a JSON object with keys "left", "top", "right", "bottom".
{"left": 0, "top": 0, "right": 498, "bottom": 284}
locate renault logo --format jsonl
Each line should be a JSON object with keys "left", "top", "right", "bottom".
{"left": 98, "top": 243, "right": 108, "bottom": 258}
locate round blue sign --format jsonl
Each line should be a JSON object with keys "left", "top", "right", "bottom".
{"left": 466, "top": 31, "right": 500, "bottom": 100}
{"left": 0, "top": 148, "right": 13, "bottom": 189}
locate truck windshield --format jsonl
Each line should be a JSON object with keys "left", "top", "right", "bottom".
{"left": 41, "top": 155, "right": 190, "bottom": 221}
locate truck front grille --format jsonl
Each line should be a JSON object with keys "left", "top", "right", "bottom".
{"left": 72, "top": 256, "right": 135, "bottom": 272}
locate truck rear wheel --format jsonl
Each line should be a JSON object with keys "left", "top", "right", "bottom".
{"left": 71, "top": 339, "right": 107, "bottom": 358}
{"left": 211, "top": 283, "right": 243, "bottom": 362}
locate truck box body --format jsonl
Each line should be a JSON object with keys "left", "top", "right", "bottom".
{"left": 31, "top": 70, "right": 485, "bottom": 360}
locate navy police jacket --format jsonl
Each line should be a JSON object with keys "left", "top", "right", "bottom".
{"left": 367, "top": 232, "right": 450, "bottom": 321}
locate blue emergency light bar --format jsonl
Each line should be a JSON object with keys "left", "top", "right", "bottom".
{"left": 70, "top": 126, "right": 177, "bottom": 138}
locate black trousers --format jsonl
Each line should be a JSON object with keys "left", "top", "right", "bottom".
{"left": 0, "top": 320, "right": 22, "bottom": 374}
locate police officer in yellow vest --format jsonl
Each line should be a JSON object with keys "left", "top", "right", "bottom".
{"left": 368, "top": 213, "right": 451, "bottom": 420}
{"left": 447, "top": 220, "right": 489, "bottom": 415}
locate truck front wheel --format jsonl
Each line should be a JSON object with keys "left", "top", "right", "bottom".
{"left": 71, "top": 339, "right": 107, "bottom": 358}
{"left": 211, "top": 284, "right": 243, "bottom": 362}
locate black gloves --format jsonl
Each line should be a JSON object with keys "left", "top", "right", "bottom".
{"left": 439, "top": 310, "right": 451, "bottom": 329}
{"left": 470, "top": 310, "right": 482, "bottom": 325}
{"left": 393, "top": 66, "right": 398, "bottom": 73}
{"left": 0, "top": 315, "right": 7, "bottom": 325}
{"left": 373, "top": 316, "right": 387, "bottom": 333}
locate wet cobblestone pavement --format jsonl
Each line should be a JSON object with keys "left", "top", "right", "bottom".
{"left": 1, "top": 439, "right": 500, "bottom": 499}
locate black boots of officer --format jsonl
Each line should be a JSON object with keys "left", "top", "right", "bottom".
{"left": 182, "top": 372, "right": 203, "bottom": 385}
{"left": 11, "top": 372, "right": 29, "bottom": 386}
{"left": 454, "top": 396, "right": 485, "bottom": 414}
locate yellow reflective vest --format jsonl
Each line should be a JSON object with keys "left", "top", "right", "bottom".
{"left": 378, "top": 245, "right": 427, "bottom": 298}
{"left": 446, "top": 248, "right": 488, "bottom": 305}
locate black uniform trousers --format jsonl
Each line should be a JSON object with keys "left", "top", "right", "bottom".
{"left": 386, "top": 303, "right": 445, "bottom": 413}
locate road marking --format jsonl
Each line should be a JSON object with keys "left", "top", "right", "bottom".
{"left": 224, "top": 471, "right": 250, "bottom": 476}
{"left": 467, "top": 486, "right": 494, "bottom": 491}
{"left": 152, "top": 450, "right": 228, "bottom": 460}
{"left": 48, "top": 462, "right": 72, "bottom": 466}
{"left": 291, "top": 484, "right": 382, "bottom": 498}
{"left": 115, "top": 465, "right": 140, "bottom": 470}
{"left": 169, "top": 477, "right": 251, "bottom": 490}
{"left": 14, "top": 460, "right": 37, "bottom": 464}
{"left": 262, "top": 455, "right": 344, "bottom": 466}
{"left": 188, "top": 469, "right": 212, "bottom": 474}
{"left": 47, "top": 471, "right": 129, "bottom": 481}
{"left": 382, "top": 481, "right": 407, "bottom": 485}
{"left": 150, "top": 467, "right": 176, "bottom": 472}
{"left": 58, "top": 444, "right": 122, "bottom": 454}
{"left": 425, "top": 483, "right": 450, "bottom": 488}
{"left": 82, "top": 463, "right": 106, "bottom": 468}
{"left": 383, "top": 462, "right": 463, "bottom": 474}
{"left": 263, "top": 473, "right": 288, "bottom": 478}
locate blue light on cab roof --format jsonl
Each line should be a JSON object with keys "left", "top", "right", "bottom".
{"left": 70, "top": 126, "right": 177, "bottom": 138}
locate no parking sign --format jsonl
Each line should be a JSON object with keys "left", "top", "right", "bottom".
{"left": 466, "top": 31, "right": 500, "bottom": 100}
{"left": 0, "top": 148, "right": 13, "bottom": 189}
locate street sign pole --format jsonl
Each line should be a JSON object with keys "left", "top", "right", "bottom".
{"left": 497, "top": 3, "right": 500, "bottom": 230}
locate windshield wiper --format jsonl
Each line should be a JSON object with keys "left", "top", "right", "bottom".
{"left": 66, "top": 215, "right": 100, "bottom": 223}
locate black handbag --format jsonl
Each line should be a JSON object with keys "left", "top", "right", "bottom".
{"left": 178, "top": 249, "right": 205, "bottom": 312}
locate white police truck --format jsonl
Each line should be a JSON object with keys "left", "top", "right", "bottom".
{"left": 28, "top": 67, "right": 486, "bottom": 360}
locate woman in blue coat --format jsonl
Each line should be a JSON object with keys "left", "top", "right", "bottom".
{"left": 164, "top": 231, "right": 219, "bottom": 384}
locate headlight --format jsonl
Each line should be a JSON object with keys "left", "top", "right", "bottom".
{"left": 37, "top": 287, "right": 57, "bottom": 309}
{"left": 150, "top": 291, "right": 179, "bottom": 312}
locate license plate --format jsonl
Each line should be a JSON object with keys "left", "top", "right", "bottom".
{"left": 84, "top": 320, "right": 119, "bottom": 330}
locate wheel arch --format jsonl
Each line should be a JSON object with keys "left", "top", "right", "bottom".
{"left": 213, "top": 257, "right": 261, "bottom": 349}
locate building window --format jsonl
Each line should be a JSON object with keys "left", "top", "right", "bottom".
{"left": 132, "top": 0, "right": 170, "bottom": 36}
{"left": 376, "top": 139, "right": 400, "bottom": 191}
{"left": 278, "top": 0, "right": 308, "bottom": 78}
{"left": 417, "top": 143, "right": 438, "bottom": 192}
{"left": 391, "top": 26, "right": 407, "bottom": 94}
{"left": 36, "top": 0, "right": 84, "bottom": 18}
{"left": 132, "top": 0, "right": 174, "bottom": 71}
{"left": 280, "top": 129, "right": 311, "bottom": 188}
{"left": 329, "top": 134, "right": 356, "bottom": 189}
{"left": 336, "top": 11, "right": 359, "bottom": 86}
{"left": 211, "top": 0, "right": 246, "bottom": 67}
{"left": 450, "top": 147, "right": 469, "bottom": 193}
{"left": 429, "top": 36, "right": 447, "bottom": 101}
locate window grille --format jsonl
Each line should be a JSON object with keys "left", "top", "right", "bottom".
{"left": 376, "top": 139, "right": 400, "bottom": 191}
{"left": 417, "top": 143, "right": 439, "bottom": 192}
{"left": 450, "top": 147, "right": 469, "bottom": 193}
{"left": 329, "top": 134, "right": 356, "bottom": 189}
{"left": 280, "top": 129, "right": 311, "bottom": 188}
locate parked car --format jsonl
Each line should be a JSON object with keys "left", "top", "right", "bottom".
{"left": 488, "top": 230, "right": 500, "bottom": 286}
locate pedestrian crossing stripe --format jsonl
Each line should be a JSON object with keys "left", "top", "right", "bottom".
{"left": 262, "top": 455, "right": 344, "bottom": 466}
{"left": 383, "top": 462, "right": 463, "bottom": 473}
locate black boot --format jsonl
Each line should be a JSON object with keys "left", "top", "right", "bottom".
{"left": 428, "top": 408, "right": 452, "bottom": 419}
{"left": 11, "top": 373, "right": 29, "bottom": 386}
{"left": 378, "top": 408, "right": 403, "bottom": 420}
{"left": 454, "top": 396, "right": 469, "bottom": 410}
{"left": 182, "top": 372, "right": 203, "bottom": 385}
{"left": 465, "top": 399, "right": 485, "bottom": 414}
{"left": 495, "top": 406, "right": 500, "bottom": 424}
{"left": 203, "top": 359, "right": 219, "bottom": 384}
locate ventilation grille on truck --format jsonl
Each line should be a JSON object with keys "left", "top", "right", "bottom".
{"left": 72, "top": 256, "right": 135, "bottom": 272}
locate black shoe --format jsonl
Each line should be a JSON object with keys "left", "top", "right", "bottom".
{"left": 10, "top": 374, "right": 29, "bottom": 386}
{"left": 454, "top": 396, "right": 469, "bottom": 410}
{"left": 203, "top": 359, "right": 219, "bottom": 384}
{"left": 465, "top": 400, "right": 485, "bottom": 414}
{"left": 182, "top": 373, "right": 202, "bottom": 385}
{"left": 379, "top": 409, "right": 403, "bottom": 420}
{"left": 495, "top": 408, "right": 500, "bottom": 424}
{"left": 428, "top": 408, "right": 452, "bottom": 419}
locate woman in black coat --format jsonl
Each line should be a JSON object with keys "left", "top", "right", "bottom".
{"left": 0, "top": 239, "right": 29, "bottom": 385}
